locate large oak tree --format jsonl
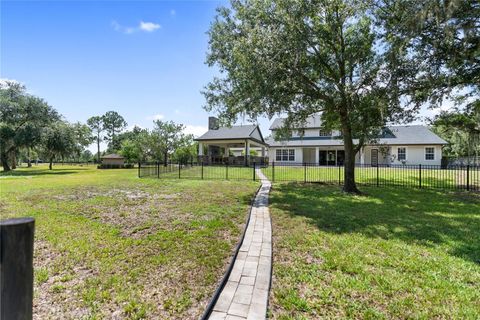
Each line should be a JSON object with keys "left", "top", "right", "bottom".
{"left": 203, "top": 0, "right": 419, "bottom": 193}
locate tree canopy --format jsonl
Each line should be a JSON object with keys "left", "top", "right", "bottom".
{"left": 0, "top": 80, "right": 59, "bottom": 171}
{"left": 204, "top": 0, "right": 423, "bottom": 192}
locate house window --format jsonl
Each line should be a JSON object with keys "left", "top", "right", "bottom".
{"left": 319, "top": 130, "right": 331, "bottom": 137}
{"left": 425, "top": 147, "right": 435, "bottom": 160}
{"left": 397, "top": 147, "right": 406, "bottom": 161}
{"left": 276, "top": 149, "right": 295, "bottom": 161}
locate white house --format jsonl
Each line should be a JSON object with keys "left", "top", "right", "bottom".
{"left": 266, "top": 115, "right": 448, "bottom": 166}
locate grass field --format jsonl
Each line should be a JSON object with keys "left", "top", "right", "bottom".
{"left": 268, "top": 183, "right": 480, "bottom": 319}
{"left": 0, "top": 165, "right": 259, "bottom": 319}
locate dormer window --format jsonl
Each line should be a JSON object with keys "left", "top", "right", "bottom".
{"left": 319, "top": 130, "right": 331, "bottom": 137}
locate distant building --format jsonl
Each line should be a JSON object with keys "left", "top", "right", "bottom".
{"left": 101, "top": 154, "right": 125, "bottom": 166}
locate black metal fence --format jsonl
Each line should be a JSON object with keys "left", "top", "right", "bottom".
{"left": 138, "top": 162, "right": 258, "bottom": 181}
{"left": 139, "top": 162, "right": 480, "bottom": 192}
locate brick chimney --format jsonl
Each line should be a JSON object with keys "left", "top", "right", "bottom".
{"left": 208, "top": 117, "right": 219, "bottom": 130}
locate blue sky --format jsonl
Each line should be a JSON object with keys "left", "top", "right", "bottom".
{"left": 1, "top": 0, "right": 274, "bottom": 149}
{"left": 1, "top": 0, "right": 445, "bottom": 152}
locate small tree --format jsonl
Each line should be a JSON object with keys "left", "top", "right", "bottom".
{"left": 102, "top": 111, "right": 127, "bottom": 152}
{"left": 119, "top": 129, "right": 151, "bottom": 164}
{"left": 87, "top": 116, "right": 104, "bottom": 163}
{"left": 41, "top": 122, "right": 76, "bottom": 170}
{"left": 150, "top": 120, "right": 188, "bottom": 165}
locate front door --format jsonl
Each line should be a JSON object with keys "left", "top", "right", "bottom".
{"left": 327, "top": 150, "right": 336, "bottom": 166}
{"left": 371, "top": 149, "right": 379, "bottom": 167}
{"left": 319, "top": 150, "right": 327, "bottom": 165}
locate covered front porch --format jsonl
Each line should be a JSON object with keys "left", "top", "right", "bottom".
{"left": 198, "top": 139, "right": 269, "bottom": 166}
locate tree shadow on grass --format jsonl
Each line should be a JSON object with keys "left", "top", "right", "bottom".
{"left": 0, "top": 167, "right": 89, "bottom": 177}
{"left": 271, "top": 182, "right": 480, "bottom": 264}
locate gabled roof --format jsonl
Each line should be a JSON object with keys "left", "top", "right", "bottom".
{"left": 195, "top": 124, "right": 266, "bottom": 145}
{"left": 267, "top": 125, "right": 447, "bottom": 147}
{"left": 101, "top": 153, "right": 124, "bottom": 159}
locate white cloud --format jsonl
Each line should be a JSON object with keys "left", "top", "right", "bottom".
{"left": 139, "top": 21, "right": 161, "bottom": 32}
{"left": 112, "top": 20, "right": 161, "bottom": 34}
{"left": 147, "top": 114, "right": 165, "bottom": 121}
{"left": 183, "top": 125, "right": 208, "bottom": 137}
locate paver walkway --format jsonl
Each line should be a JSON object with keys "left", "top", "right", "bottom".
{"left": 209, "top": 169, "right": 272, "bottom": 320}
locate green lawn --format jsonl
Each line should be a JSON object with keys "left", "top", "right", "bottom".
{"left": 268, "top": 183, "right": 480, "bottom": 319}
{"left": 0, "top": 165, "right": 259, "bottom": 319}
{"left": 261, "top": 165, "right": 479, "bottom": 190}
{"left": 141, "top": 164, "right": 255, "bottom": 181}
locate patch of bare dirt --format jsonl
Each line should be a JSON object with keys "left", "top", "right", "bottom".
{"left": 33, "top": 240, "right": 94, "bottom": 319}
{"left": 37, "top": 188, "right": 191, "bottom": 238}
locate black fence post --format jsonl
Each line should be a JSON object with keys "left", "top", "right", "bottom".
{"left": 138, "top": 162, "right": 141, "bottom": 178}
{"left": 178, "top": 162, "right": 181, "bottom": 179}
{"left": 376, "top": 164, "right": 379, "bottom": 187}
{"left": 253, "top": 162, "right": 256, "bottom": 181}
{"left": 304, "top": 162, "right": 307, "bottom": 183}
{"left": 338, "top": 164, "right": 341, "bottom": 186}
{"left": 0, "top": 217, "right": 35, "bottom": 320}
{"left": 157, "top": 161, "right": 160, "bottom": 179}
{"left": 467, "top": 165, "right": 470, "bottom": 191}
{"left": 419, "top": 164, "right": 422, "bottom": 189}
{"left": 201, "top": 161, "right": 204, "bottom": 180}
{"left": 226, "top": 162, "right": 229, "bottom": 180}
{"left": 272, "top": 161, "right": 275, "bottom": 182}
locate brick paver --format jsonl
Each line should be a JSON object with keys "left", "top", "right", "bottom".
{"left": 208, "top": 169, "right": 271, "bottom": 320}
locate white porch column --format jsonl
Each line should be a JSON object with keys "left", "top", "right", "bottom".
{"left": 245, "top": 140, "right": 250, "bottom": 166}
{"left": 315, "top": 147, "right": 319, "bottom": 165}
{"left": 225, "top": 145, "right": 230, "bottom": 157}
{"left": 245, "top": 140, "right": 250, "bottom": 155}
{"left": 198, "top": 142, "right": 204, "bottom": 156}
{"left": 360, "top": 148, "right": 365, "bottom": 165}
{"left": 261, "top": 147, "right": 266, "bottom": 157}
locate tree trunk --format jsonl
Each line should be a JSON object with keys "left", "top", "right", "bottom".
{"left": 27, "top": 148, "right": 32, "bottom": 167}
{"left": 11, "top": 150, "right": 17, "bottom": 170}
{"left": 339, "top": 109, "right": 361, "bottom": 194}
{"left": 49, "top": 157, "right": 54, "bottom": 170}
{"left": 1, "top": 151, "right": 11, "bottom": 172}
{"left": 97, "top": 132, "right": 101, "bottom": 163}
{"left": 163, "top": 152, "right": 168, "bottom": 167}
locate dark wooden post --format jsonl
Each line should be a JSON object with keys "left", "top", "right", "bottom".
{"left": 376, "top": 164, "right": 379, "bottom": 187}
{"left": 253, "top": 162, "right": 256, "bottom": 181}
{"left": 201, "top": 161, "right": 204, "bottom": 180}
{"left": 1, "top": 218, "right": 35, "bottom": 320}
{"left": 138, "top": 162, "right": 141, "bottom": 178}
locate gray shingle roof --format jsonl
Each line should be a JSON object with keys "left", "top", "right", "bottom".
{"left": 101, "top": 153, "right": 124, "bottom": 159}
{"left": 267, "top": 125, "right": 447, "bottom": 147}
{"left": 195, "top": 125, "right": 265, "bottom": 143}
